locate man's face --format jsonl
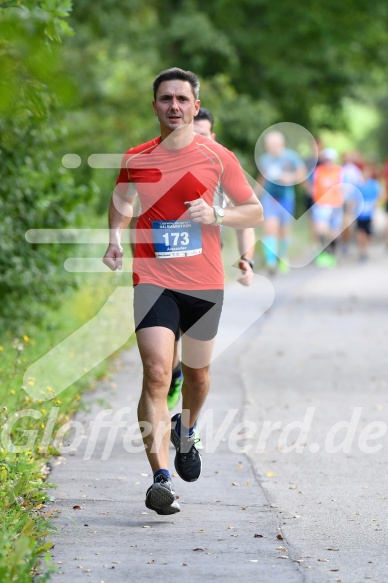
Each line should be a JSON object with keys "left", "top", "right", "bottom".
{"left": 193, "top": 118, "right": 215, "bottom": 140}
{"left": 153, "top": 80, "right": 200, "bottom": 133}
{"left": 264, "top": 132, "right": 285, "bottom": 157}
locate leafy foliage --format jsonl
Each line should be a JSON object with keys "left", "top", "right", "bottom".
{"left": 0, "top": 1, "right": 94, "bottom": 329}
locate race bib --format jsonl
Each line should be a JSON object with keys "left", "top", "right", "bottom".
{"left": 152, "top": 220, "right": 202, "bottom": 258}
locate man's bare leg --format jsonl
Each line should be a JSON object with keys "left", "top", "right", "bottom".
{"left": 136, "top": 326, "right": 175, "bottom": 473}
{"left": 180, "top": 335, "right": 215, "bottom": 428}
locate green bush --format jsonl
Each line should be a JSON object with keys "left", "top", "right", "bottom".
{"left": 0, "top": 3, "right": 96, "bottom": 330}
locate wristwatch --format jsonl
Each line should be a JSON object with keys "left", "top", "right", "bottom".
{"left": 241, "top": 256, "right": 254, "bottom": 269}
{"left": 211, "top": 205, "right": 225, "bottom": 226}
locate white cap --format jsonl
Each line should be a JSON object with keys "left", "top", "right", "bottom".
{"left": 322, "top": 148, "right": 338, "bottom": 161}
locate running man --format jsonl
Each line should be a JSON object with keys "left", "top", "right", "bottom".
{"left": 102, "top": 67, "right": 263, "bottom": 515}
{"left": 255, "top": 130, "right": 306, "bottom": 274}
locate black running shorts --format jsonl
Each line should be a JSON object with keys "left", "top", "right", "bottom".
{"left": 134, "top": 284, "right": 224, "bottom": 341}
{"left": 356, "top": 217, "right": 372, "bottom": 235}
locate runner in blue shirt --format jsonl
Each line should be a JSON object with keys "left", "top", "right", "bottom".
{"left": 256, "top": 131, "right": 306, "bottom": 274}
{"left": 355, "top": 164, "right": 381, "bottom": 262}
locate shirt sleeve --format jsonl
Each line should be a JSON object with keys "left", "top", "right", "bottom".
{"left": 219, "top": 148, "right": 255, "bottom": 204}
{"left": 115, "top": 151, "right": 138, "bottom": 197}
{"left": 116, "top": 152, "right": 132, "bottom": 186}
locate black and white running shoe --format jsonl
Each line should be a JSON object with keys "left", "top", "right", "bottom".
{"left": 170, "top": 413, "right": 202, "bottom": 482}
{"left": 145, "top": 474, "right": 180, "bottom": 515}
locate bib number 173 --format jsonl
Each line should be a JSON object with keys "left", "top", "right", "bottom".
{"left": 152, "top": 220, "right": 202, "bottom": 258}
{"left": 162, "top": 231, "right": 189, "bottom": 247}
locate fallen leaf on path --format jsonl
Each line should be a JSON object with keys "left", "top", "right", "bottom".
{"left": 277, "top": 555, "right": 289, "bottom": 559}
{"left": 198, "top": 529, "right": 206, "bottom": 533}
{"left": 227, "top": 526, "right": 234, "bottom": 529}
{"left": 276, "top": 534, "right": 284, "bottom": 540}
{"left": 143, "top": 525, "right": 151, "bottom": 529}
{"left": 266, "top": 471, "right": 275, "bottom": 477}
{"left": 232, "top": 481, "right": 239, "bottom": 486}
{"left": 327, "top": 548, "right": 339, "bottom": 551}
{"left": 276, "top": 546, "right": 287, "bottom": 552}
{"left": 241, "top": 506, "right": 247, "bottom": 510}
{"left": 72, "top": 505, "right": 81, "bottom": 510}
{"left": 254, "top": 534, "right": 263, "bottom": 538}
{"left": 193, "top": 548, "right": 205, "bottom": 552}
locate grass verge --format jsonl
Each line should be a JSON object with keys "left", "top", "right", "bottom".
{"left": 0, "top": 252, "right": 134, "bottom": 581}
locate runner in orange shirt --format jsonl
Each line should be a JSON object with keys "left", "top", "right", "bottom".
{"left": 311, "top": 148, "right": 345, "bottom": 267}
{"left": 103, "top": 68, "right": 262, "bottom": 515}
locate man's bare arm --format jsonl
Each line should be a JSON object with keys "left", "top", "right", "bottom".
{"left": 102, "top": 184, "right": 135, "bottom": 271}
{"left": 235, "top": 227, "right": 256, "bottom": 286}
{"left": 185, "top": 194, "right": 263, "bottom": 229}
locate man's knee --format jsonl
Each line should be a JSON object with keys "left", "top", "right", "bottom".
{"left": 143, "top": 362, "right": 171, "bottom": 392}
{"left": 182, "top": 366, "right": 210, "bottom": 391}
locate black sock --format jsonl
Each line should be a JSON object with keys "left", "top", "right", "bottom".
{"left": 319, "top": 235, "right": 328, "bottom": 250}
{"left": 172, "top": 361, "right": 182, "bottom": 380}
{"left": 329, "top": 239, "right": 337, "bottom": 254}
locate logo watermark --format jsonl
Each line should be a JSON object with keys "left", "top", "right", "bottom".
{"left": 2, "top": 406, "right": 385, "bottom": 458}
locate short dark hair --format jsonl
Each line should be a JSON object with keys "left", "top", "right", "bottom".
{"left": 195, "top": 107, "right": 214, "bottom": 130}
{"left": 153, "top": 67, "right": 200, "bottom": 100}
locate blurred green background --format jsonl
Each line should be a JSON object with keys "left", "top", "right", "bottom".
{"left": 1, "top": 0, "right": 388, "bottom": 323}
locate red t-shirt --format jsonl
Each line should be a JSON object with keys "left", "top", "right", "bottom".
{"left": 116, "top": 134, "right": 254, "bottom": 290}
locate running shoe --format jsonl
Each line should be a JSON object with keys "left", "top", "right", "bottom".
{"left": 170, "top": 413, "right": 202, "bottom": 482}
{"left": 278, "top": 259, "right": 290, "bottom": 274}
{"left": 145, "top": 474, "right": 180, "bottom": 515}
{"left": 315, "top": 251, "right": 335, "bottom": 268}
{"left": 167, "top": 373, "right": 183, "bottom": 410}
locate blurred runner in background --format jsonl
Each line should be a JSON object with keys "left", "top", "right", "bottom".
{"left": 255, "top": 130, "right": 306, "bottom": 274}
{"left": 355, "top": 163, "right": 381, "bottom": 262}
{"left": 340, "top": 151, "right": 364, "bottom": 254}
{"left": 311, "top": 148, "right": 345, "bottom": 268}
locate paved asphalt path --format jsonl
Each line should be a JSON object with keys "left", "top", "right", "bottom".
{"left": 49, "top": 243, "right": 388, "bottom": 582}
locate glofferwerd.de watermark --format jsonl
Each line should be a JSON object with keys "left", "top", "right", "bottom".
{"left": 1, "top": 406, "right": 386, "bottom": 460}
